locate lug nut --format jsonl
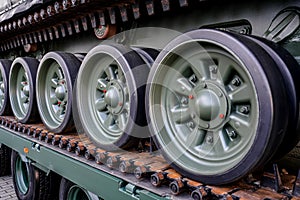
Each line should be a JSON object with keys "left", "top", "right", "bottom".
{"left": 181, "top": 97, "right": 188, "bottom": 104}
{"left": 231, "top": 77, "right": 241, "bottom": 86}
{"left": 188, "top": 121, "right": 195, "bottom": 129}
{"left": 191, "top": 113, "right": 196, "bottom": 119}
{"left": 206, "top": 136, "right": 213, "bottom": 144}
{"left": 240, "top": 106, "right": 249, "bottom": 114}
{"left": 209, "top": 65, "right": 218, "bottom": 74}
{"left": 228, "top": 130, "right": 237, "bottom": 138}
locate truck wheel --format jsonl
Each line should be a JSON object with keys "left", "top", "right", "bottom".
{"left": 59, "top": 178, "right": 99, "bottom": 200}
{"left": 36, "top": 52, "right": 81, "bottom": 133}
{"left": 146, "top": 29, "right": 289, "bottom": 184}
{"left": 11, "top": 150, "right": 40, "bottom": 200}
{"left": 76, "top": 43, "right": 149, "bottom": 150}
{"left": 11, "top": 150, "right": 60, "bottom": 200}
{"left": 9, "top": 57, "right": 40, "bottom": 123}
{"left": 0, "top": 59, "right": 12, "bottom": 116}
{"left": 0, "top": 144, "right": 11, "bottom": 176}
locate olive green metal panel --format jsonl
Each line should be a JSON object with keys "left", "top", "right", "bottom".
{"left": 0, "top": 127, "right": 165, "bottom": 200}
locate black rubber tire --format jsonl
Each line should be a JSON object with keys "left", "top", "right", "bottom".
{"left": 247, "top": 35, "right": 300, "bottom": 159}
{"left": 0, "top": 144, "right": 11, "bottom": 176}
{"left": 9, "top": 57, "right": 40, "bottom": 123}
{"left": 131, "top": 47, "right": 159, "bottom": 68}
{"left": 76, "top": 43, "right": 150, "bottom": 151}
{"left": 0, "top": 59, "right": 12, "bottom": 115}
{"left": 39, "top": 171, "right": 60, "bottom": 200}
{"left": 146, "top": 29, "right": 289, "bottom": 184}
{"left": 36, "top": 52, "right": 81, "bottom": 133}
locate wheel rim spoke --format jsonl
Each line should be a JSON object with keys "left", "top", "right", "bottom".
{"left": 95, "top": 99, "right": 106, "bottom": 111}
{"left": 117, "top": 113, "right": 127, "bottom": 131}
{"left": 228, "top": 84, "right": 252, "bottom": 103}
{"left": 227, "top": 113, "right": 251, "bottom": 138}
{"left": 170, "top": 106, "right": 191, "bottom": 124}
{"left": 104, "top": 114, "right": 114, "bottom": 128}
{"left": 217, "top": 129, "right": 231, "bottom": 152}
{"left": 51, "top": 78, "right": 59, "bottom": 88}
{"left": 105, "top": 65, "right": 117, "bottom": 80}
{"left": 96, "top": 78, "right": 108, "bottom": 91}
{"left": 217, "top": 58, "right": 233, "bottom": 83}
{"left": 170, "top": 77, "right": 193, "bottom": 97}
{"left": 186, "top": 129, "right": 207, "bottom": 148}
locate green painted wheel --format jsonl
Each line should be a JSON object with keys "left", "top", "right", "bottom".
{"left": 76, "top": 44, "right": 149, "bottom": 150}
{"left": 36, "top": 52, "right": 80, "bottom": 133}
{"left": 147, "top": 29, "right": 289, "bottom": 184}
{"left": 0, "top": 60, "right": 12, "bottom": 115}
{"left": 67, "top": 186, "right": 91, "bottom": 200}
{"left": 14, "top": 154, "right": 29, "bottom": 194}
{"left": 9, "top": 57, "right": 39, "bottom": 123}
{"left": 59, "top": 178, "right": 99, "bottom": 200}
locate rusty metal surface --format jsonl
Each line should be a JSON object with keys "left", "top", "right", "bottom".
{"left": 0, "top": 116, "right": 299, "bottom": 199}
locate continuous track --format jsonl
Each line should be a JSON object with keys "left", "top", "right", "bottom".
{"left": 0, "top": 0, "right": 200, "bottom": 52}
{"left": 0, "top": 116, "right": 299, "bottom": 200}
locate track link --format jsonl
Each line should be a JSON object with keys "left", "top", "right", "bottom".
{"left": 0, "top": 116, "right": 299, "bottom": 199}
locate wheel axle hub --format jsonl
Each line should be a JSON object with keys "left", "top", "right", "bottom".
{"left": 55, "top": 85, "right": 66, "bottom": 101}
{"left": 191, "top": 81, "right": 228, "bottom": 129}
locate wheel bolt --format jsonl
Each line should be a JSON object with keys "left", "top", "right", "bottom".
{"left": 204, "top": 123, "right": 210, "bottom": 129}
{"left": 228, "top": 130, "right": 237, "bottom": 138}
{"left": 188, "top": 121, "right": 195, "bottom": 129}
{"left": 209, "top": 65, "right": 218, "bottom": 74}
{"left": 181, "top": 97, "right": 188, "bottom": 104}
{"left": 206, "top": 136, "right": 213, "bottom": 144}
{"left": 240, "top": 106, "right": 249, "bottom": 114}
{"left": 191, "top": 113, "right": 196, "bottom": 119}
{"left": 231, "top": 77, "right": 241, "bottom": 86}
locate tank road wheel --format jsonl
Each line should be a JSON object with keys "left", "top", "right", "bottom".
{"left": 36, "top": 52, "right": 81, "bottom": 133}
{"left": 11, "top": 150, "right": 60, "bottom": 200}
{"left": 146, "top": 29, "right": 289, "bottom": 184}
{"left": 59, "top": 178, "right": 99, "bottom": 200}
{"left": 0, "top": 60, "right": 12, "bottom": 115}
{"left": 9, "top": 57, "right": 39, "bottom": 123}
{"left": 76, "top": 44, "right": 149, "bottom": 150}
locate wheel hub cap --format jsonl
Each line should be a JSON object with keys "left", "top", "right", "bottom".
{"left": 195, "top": 89, "right": 220, "bottom": 121}
{"left": 191, "top": 82, "right": 228, "bottom": 129}
{"left": 105, "top": 86, "right": 119, "bottom": 108}
{"left": 105, "top": 81, "right": 124, "bottom": 114}
{"left": 55, "top": 85, "right": 66, "bottom": 101}
{"left": 22, "top": 84, "right": 30, "bottom": 97}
